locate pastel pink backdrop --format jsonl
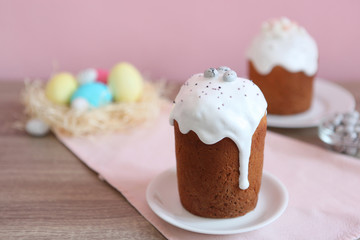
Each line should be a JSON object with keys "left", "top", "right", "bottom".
{"left": 0, "top": 0, "right": 359, "bottom": 82}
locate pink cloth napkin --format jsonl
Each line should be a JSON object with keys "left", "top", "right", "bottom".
{"left": 57, "top": 106, "right": 360, "bottom": 240}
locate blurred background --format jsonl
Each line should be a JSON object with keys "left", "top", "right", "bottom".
{"left": 0, "top": 0, "right": 359, "bottom": 82}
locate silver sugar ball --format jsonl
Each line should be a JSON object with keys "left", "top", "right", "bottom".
{"left": 343, "top": 116, "right": 358, "bottom": 126}
{"left": 335, "top": 125, "right": 345, "bottom": 135}
{"left": 344, "top": 111, "right": 360, "bottom": 120}
{"left": 352, "top": 111, "right": 360, "bottom": 119}
{"left": 323, "top": 120, "right": 335, "bottom": 132}
{"left": 329, "top": 134, "right": 342, "bottom": 145}
{"left": 204, "top": 68, "right": 218, "bottom": 78}
{"left": 217, "top": 66, "right": 231, "bottom": 72}
{"left": 332, "top": 114, "right": 343, "bottom": 126}
{"left": 344, "top": 132, "right": 358, "bottom": 142}
{"left": 345, "top": 124, "right": 355, "bottom": 134}
{"left": 325, "top": 111, "right": 360, "bottom": 156}
{"left": 354, "top": 125, "right": 360, "bottom": 133}
{"left": 223, "top": 70, "right": 237, "bottom": 82}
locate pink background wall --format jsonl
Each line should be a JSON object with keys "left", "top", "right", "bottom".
{"left": 0, "top": 0, "right": 359, "bottom": 83}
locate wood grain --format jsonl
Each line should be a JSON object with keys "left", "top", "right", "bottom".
{"left": 0, "top": 80, "right": 359, "bottom": 239}
{"left": 0, "top": 82, "right": 165, "bottom": 239}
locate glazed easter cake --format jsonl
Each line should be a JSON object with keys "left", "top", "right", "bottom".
{"left": 247, "top": 17, "right": 318, "bottom": 115}
{"left": 170, "top": 67, "right": 267, "bottom": 218}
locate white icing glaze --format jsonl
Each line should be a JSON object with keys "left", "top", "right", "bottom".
{"left": 169, "top": 70, "right": 267, "bottom": 190}
{"left": 247, "top": 17, "right": 318, "bottom": 76}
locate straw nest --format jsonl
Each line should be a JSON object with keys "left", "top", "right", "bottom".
{"left": 21, "top": 80, "right": 169, "bottom": 136}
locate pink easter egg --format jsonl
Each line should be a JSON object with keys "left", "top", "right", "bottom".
{"left": 95, "top": 69, "right": 109, "bottom": 84}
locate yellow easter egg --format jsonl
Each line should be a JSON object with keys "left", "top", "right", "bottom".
{"left": 45, "top": 72, "right": 77, "bottom": 105}
{"left": 108, "top": 62, "right": 144, "bottom": 102}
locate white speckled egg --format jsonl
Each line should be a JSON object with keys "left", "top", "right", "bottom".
{"left": 25, "top": 118, "right": 50, "bottom": 137}
{"left": 108, "top": 62, "right": 144, "bottom": 102}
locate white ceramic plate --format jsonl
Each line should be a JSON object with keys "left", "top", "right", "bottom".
{"left": 267, "top": 79, "right": 355, "bottom": 128}
{"left": 146, "top": 168, "right": 288, "bottom": 235}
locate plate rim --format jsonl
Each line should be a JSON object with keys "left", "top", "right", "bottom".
{"left": 146, "top": 167, "right": 289, "bottom": 235}
{"left": 267, "top": 79, "right": 355, "bottom": 128}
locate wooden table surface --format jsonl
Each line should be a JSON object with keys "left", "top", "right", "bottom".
{"left": 1, "top": 81, "right": 359, "bottom": 239}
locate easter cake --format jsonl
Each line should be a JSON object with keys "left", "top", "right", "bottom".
{"left": 247, "top": 17, "right": 318, "bottom": 115}
{"left": 170, "top": 67, "right": 267, "bottom": 218}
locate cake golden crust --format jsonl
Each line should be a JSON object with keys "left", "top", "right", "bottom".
{"left": 249, "top": 61, "right": 314, "bottom": 115}
{"left": 174, "top": 115, "right": 267, "bottom": 218}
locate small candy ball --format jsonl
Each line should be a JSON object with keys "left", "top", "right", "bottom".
{"left": 204, "top": 68, "right": 218, "bottom": 78}
{"left": 335, "top": 125, "right": 345, "bottom": 135}
{"left": 45, "top": 72, "right": 77, "bottom": 105}
{"left": 223, "top": 70, "right": 237, "bottom": 82}
{"left": 332, "top": 114, "right": 343, "bottom": 126}
{"left": 77, "top": 68, "right": 109, "bottom": 85}
{"left": 351, "top": 111, "right": 360, "bottom": 119}
{"left": 343, "top": 116, "right": 358, "bottom": 126}
{"left": 344, "top": 132, "right": 357, "bottom": 141}
{"left": 71, "top": 97, "right": 90, "bottom": 111}
{"left": 217, "top": 66, "right": 231, "bottom": 72}
{"left": 344, "top": 111, "right": 360, "bottom": 120}
{"left": 71, "top": 82, "right": 112, "bottom": 108}
{"left": 322, "top": 121, "right": 335, "bottom": 132}
{"left": 108, "top": 62, "right": 144, "bottom": 102}
{"left": 25, "top": 118, "right": 50, "bottom": 137}
{"left": 77, "top": 69, "right": 97, "bottom": 85}
{"left": 345, "top": 125, "right": 355, "bottom": 134}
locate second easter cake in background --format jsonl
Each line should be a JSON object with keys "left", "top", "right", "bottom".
{"left": 247, "top": 17, "right": 318, "bottom": 115}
